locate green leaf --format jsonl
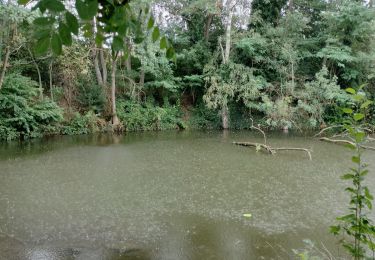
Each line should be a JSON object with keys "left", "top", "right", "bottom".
{"left": 353, "top": 113, "right": 365, "bottom": 121}
{"left": 75, "top": 0, "right": 98, "bottom": 20}
{"left": 243, "top": 213, "right": 252, "bottom": 218}
{"left": 51, "top": 33, "right": 62, "bottom": 55}
{"left": 355, "top": 131, "right": 365, "bottom": 143}
{"left": 360, "top": 100, "right": 373, "bottom": 109}
{"left": 82, "top": 22, "right": 93, "bottom": 38}
{"left": 360, "top": 170, "right": 369, "bottom": 176}
{"left": 134, "top": 36, "right": 144, "bottom": 44}
{"left": 45, "top": 0, "right": 65, "bottom": 12}
{"left": 166, "top": 47, "right": 175, "bottom": 60}
{"left": 18, "top": 0, "right": 31, "bottom": 4}
{"left": 152, "top": 27, "right": 160, "bottom": 42}
{"left": 112, "top": 36, "right": 123, "bottom": 52}
{"left": 147, "top": 16, "right": 154, "bottom": 29}
{"left": 95, "top": 33, "right": 105, "bottom": 46}
{"left": 344, "top": 143, "right": 356, "bottom": 150}
{"left": 160, "top": 36, "right": 168, "bottom": 49}
{"left": 358, "top": 83, "right": 367, "bottom": 90}
{"left": 330, "top": 225, "right": 340, "bottom": 235}
{"left": 34, "top": 28, "right": 51, "bottom": 40}
{"left": 365, "top": 187, "right": 373, "bottom": 200}
{"left": 341, "top": 173, "right": 354, "bottom": 180}
{"left": 66, "top": 12, "right": 79, "bottom": 35}
{"left": 34, "top": 36, "right": 50, "bottom": 56}
{"left": 337, "top": 213, "right": 356, "bottom": 221}
{"left": 345, "top": 187, "right": 356, "bottom": 193}
{"left": 342, "top": 108, "right": 353, "bottom": 114}
{"left": 352, "top": 156, "right": 360, "bottom": 164}
{"left": 353, "top": 94, "right": 364, "bottom": 102}
{"left": 58, "top": 22, "right": 72, "bottom": 46}
{"left": 34, "top": 17, "right": 55, "bottom": 26}
{"left": 365, "top": 199, "right": 372, "bottom": 210}
{"left": 345, "top": 88, "right": 356, "bottom": 94}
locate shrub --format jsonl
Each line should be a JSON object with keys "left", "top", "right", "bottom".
{"left": 76, "top": 77, "right": 105, "bottom": 114}
{"left": 188, "top": 103, "right": 221, "bottom": 129}
{"left": 60, "top": 111, "right": 102, "bottom": 135}
{"left": 117, "top": 99, "right": 184, "bottom": 131}
{"left": 0, "top": 73, "right": 62, "bottom": 140}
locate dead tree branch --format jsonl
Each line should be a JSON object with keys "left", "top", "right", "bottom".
{"left": 233, "top": 121, "right": 312, "bottom": 160}
{"left": 319, "top": 137, "right": 375, "bottom": 151}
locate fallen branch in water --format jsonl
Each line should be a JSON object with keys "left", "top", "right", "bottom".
{"left": 234, "top": 120, "right": 312, "bottom": 160}
{"left": 314, "top": 125, "right": 343, "bottom": 137}
{"left": 233, "top": 141, "right": 312, "bottom": 160}
{"left": 319, "top": 137, "right": 375, "bottom": 151}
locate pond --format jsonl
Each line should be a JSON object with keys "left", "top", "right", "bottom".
{"left": 0, "top": 130, "right": 374, "bottom": 259}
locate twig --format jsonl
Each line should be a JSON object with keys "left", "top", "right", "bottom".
{"left": 249, "top": 118, "right": 267, "bottom": 145}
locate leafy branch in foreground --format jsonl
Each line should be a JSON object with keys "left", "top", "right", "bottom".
{"left": 18, "top": 0, "right": 175, "bottom": 60}
{"left": 330, "top": 86, "right": 375, "bottom": 259}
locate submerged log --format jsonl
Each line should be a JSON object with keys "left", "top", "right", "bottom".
{"left": 233, "top": 141, "right": 312, "bottom": 160}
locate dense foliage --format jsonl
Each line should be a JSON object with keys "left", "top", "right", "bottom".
{"left": 0, "top": 0, "right": 374, "bottom": 140}
{"left": 0, "top": 73, "right": 62, "bottom": 140}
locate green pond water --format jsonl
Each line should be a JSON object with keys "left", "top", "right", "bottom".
{"left": 0, "top": 130, "right": 374, "bottom": 260}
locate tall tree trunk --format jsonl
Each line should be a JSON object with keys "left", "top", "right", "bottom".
{"left": 49, "top": 61, "right": 54, "bottom": 101}
{"left": 100, "top": 49, "right": 107, "bottom": 84}
{"left": 27, "top": 48, "right": 43, "bottom": 99}
{"left": 224, "top": 11, "right": 233, "bottom": 64}
{"left": 204, "top": 14, "right": 214, "bottom": 42}
{"left": 125, "top": 37, "right": 132, "bottom": 71}
{"left": 36, "top": 63, "right": 43, "bottom": 99}
{"left": 111, "top": 53, "right": 119, "bottom": 126}
{"left": 221, "top": 104, "right": 229, "bottom": 129}
{"left": 288, "top": 0, "right": 294, "bottom": 13}
{"left": 94, "top": 49, "right": 103, "bottom": 86}
{"left": 288, "top": 0, "right": 294, "bottom": 12}
{"left": 0, "top": 44, "right": 10, "bottom": 90}
{"left": 139, "top": 66, "right": 145, "bottom": 86}
{"left": 221, "top": 8, "right": 233, "bottom": 130}
{"left": 0, "top": 23, "right": 14, "bottom": 90}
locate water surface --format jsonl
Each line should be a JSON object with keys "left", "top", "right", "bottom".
{"left": 0, "top": 130, "right": 374, "bottom": 259}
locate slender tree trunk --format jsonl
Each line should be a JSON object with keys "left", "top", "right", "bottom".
{"left": 49, "top": 60, "right": 54, "bottom": 101}
{"left": 222, "top": 104, "right": 229, "bottom": 129}
{"left": 0, "top": 22, "right": 15, "bottom": 90}
{"left": 288, "top": 0, "right": 294, "bottom": 12}
{"left": 27, "top": 48, "right": 43, "bottom": 99}
{"left": 94, "top": 49, "right": 103, "bottom": 86}
{"left": 139, "top": 66, "right": 145, "bottom": 86}
{"left": 111, "top": 53, "right": 119, "bottom": 125}
{"left": 370, "top": 0, "right": 374, "bottom": 8}
{"left": 36, "top": 64, "right": 43, "bottom": 99}
{"left": 204, "top": 14, "right": 214, "bottom": 42}
{"left": 125, "top": 37, "right": 132, "bottom": 71}
{"left": 221, "top": 7, "right": 233, "bottom": 130}
{"left": 125, "top": 55, "right": 131, "bottom": 71}
{"left": 0, "top": 44, "right": 10, "bottom": 90}
{"left": 224, "top": 11, "right": 232, "bottom": 64}
{"left": 100, "top": 49, "right": 107, "bottom": 85}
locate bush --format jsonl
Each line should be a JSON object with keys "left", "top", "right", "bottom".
{"left": 60, "top": 111, "right": 103, "bottom": 135}
{"left": 187, "top": 103, "right": 221, "bottom": 129}
{"left": 117, "top": 99, "right": 184, "bottom": 131}
{"left": 0, "top": 73, "right": 63, "bottom": 141}
{"left": 76, "top": 77, "right": 105, "bottom": 114}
